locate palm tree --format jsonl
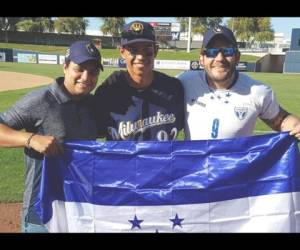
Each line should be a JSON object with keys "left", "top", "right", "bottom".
{"left": 100, "top": 17, "right": 126, "bottom": 47}
{"left": 54, "top": 17, "right": 88, "bottom": 35}
{"left": 176, "top": 17, "right": 223, "bottom": 43}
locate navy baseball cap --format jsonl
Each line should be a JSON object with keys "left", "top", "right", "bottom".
{"left": 202, "top": 25, "right": 237, "bottom": 48}
{"left": 65, "top": 40, "right": 103, "bottom": 71}
{"left": 121, "top": 20, "right": 156, "bottom": 46}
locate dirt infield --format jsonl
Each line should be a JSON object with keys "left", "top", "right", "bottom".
{"left": 0, "top": 71, "right": 53, "bottom": 233}
{"left": 0, "top": 71, "right": 53, "bottom": 92}
{"left": 0, "top": 203, "right": 22, "bottom": 232}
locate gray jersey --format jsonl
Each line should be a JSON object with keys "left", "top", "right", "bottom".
{"left": 0, "top": 77, "right": 98, "bottom": 225}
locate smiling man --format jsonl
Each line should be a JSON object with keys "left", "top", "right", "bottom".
{"left": 178, "top": 25, "right": 300, "bottom": 140}
{"left": 0, "top": 40, "right": 103, "bottom": 232}
{"left": 94, "top": 20, "right": 184, "bottom": 141}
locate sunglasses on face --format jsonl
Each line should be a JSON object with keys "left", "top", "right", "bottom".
{"left": 202, "top": 47, "right": 237, "bottom": 58}
{"left": 124, "top": 46, "right": 155, "bottom": 58}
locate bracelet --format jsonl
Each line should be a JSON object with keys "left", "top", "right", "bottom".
{"left": 25, "top": 133, "right": 36, "bottom": 149}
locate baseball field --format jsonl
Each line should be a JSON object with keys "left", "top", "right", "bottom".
{"left": 0, "top": 58, "right": 300, "bottom": 232}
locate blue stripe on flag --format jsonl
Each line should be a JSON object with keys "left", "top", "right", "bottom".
{"left": 35, "top": 132, "right": 300, "bottom": 225}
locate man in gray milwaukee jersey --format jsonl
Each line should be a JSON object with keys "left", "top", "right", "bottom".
{"left": 0, "top": 40, "right": 103, "bottom": 232}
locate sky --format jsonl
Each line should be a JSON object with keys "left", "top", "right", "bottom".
{"left": 86, "top": 17, "right": 300, "bottom": 40}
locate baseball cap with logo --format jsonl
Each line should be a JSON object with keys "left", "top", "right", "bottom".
{"left": 121, "top": 20, "right": 156, "bottom": 46}
{"left": 65, "top": 40, "right": 103, "bottom": 71}
{"left": 202, "top": 25, "right": 237, "bottom": 48}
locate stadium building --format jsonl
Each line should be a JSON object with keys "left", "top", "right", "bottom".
{"left": 283, "top": 28, "right": 300, "bottom": 73}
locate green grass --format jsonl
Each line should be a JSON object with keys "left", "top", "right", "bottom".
{"left": 0, "top": 42, "right": 260, "bottom": 62}
{"left": 0, "top": 42, "right": 68, "bottom": 55}
{"left": 0, "top": 62, "right": 182, "bottom": 100}
{"left": 102, "top": 48, "right": 258, "bottom": 61}
{"left": 246, "top": 72, "right": 300, "bottom": 132}
{"left": 157, "top": 48, "right": 259, "bottom": 62}
{"left": 1, "top": 62, "right": 300, "bottom": 202}
{"left": 0, "top": 148, "right": 24, "bottom": 202}
{"left": 0, "top": 61, "right": 124, "bottom": 81}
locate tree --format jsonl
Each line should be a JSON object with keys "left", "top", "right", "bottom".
{"left": 0, "top": 17, "right": 23, "bottom": 42}
{"left": 0, "top": 17, "right": 22, "bottom": 31}
{"left": 36, "top": 17, "right": 54, "bottom": 33}
{"left": 227, "top": 17, "right": 254, "bottom": 48}
{"left": 16, "top": 19, "right": 38, "bottom": 32}
{"left": 176, "top": 17, "right": 223, "bottom": 42}
{"left": 227, "top": 17, "right": 274, "bottom": 48}
{"left": 16, "top": 17, "right": 54, "bottom": 33}
{"left": 54, "top": 17, "right": 88, "bottom": 35}
{"left": 100, "top": 17, "right": 126, "bottom": 47}
{"left": 255, "top": 18, "right": 274, "bottom": 47}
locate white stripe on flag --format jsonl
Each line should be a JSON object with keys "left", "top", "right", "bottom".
{"left": 45, "top": 191, "right": 300, "bottom": 232}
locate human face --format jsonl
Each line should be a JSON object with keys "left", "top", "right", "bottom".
{"left": 120, "top": 42, "right": 157, "bottom": 80}
{"left": 200, "top": 36, "right": 240, "bottom": 88}
{"left": 63, "top": 60, "right": 100, "bottom": 100}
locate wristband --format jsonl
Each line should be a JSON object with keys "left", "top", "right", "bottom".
{"left": 26, "top": 133, "right": 36, "bottom": 149}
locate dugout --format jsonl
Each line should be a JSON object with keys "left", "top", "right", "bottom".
{"left": 255, "top": 54, "right": 285, "bottom": 73}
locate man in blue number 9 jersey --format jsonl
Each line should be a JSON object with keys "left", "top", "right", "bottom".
{"left": 177, "top": 25, "right": 300, "bottom": 140}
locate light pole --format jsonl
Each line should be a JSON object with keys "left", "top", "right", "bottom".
{"left": 187, "top": 17, "right": 192, "bottom": 53}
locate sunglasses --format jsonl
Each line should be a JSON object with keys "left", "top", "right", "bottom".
{"left": 124, "top": 46, "right": 156, "bottom": 58}
{"left": 202, "top": 47, "right": 237, "bottom": 58}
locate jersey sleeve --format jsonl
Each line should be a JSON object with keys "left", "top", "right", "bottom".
{"left": 0, "top": 91, "right": 42, "bottom": 130}
{"left": 257, "top": 85, "right": 280, "bottom": 120}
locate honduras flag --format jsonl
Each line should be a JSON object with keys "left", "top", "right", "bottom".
{"left": 35, "top": 132, "right": 300, "bottom": 232}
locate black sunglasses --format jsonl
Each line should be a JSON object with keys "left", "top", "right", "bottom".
{"left": 202, "top": 47, "right": 237, "bottom": 58}
{"left": 124, "top": 45, "right": 156, "bottom": 58}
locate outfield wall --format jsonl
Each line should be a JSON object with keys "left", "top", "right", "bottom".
{"left": 0, "top": 47, "right": 255, "bottom": 71}
{"left": 0, "top": 48, "right": 13, "bottom": 62}
{"left": 0, "top": 31, "right": 120, "bottom": 48}
{"left": 0, "top": 48, "right": 63, "bottom": 65}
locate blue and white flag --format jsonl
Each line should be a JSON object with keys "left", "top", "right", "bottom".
{"left": 35, "top": 132, "right": 300, "bottom": 232}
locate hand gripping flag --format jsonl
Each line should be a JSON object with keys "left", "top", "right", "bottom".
{"left": 35, "top": 132, "right": 300, "bottom": 232}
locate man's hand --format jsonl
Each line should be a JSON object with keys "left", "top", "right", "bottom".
{"left": 279, "top": 110, "right": 300, "bottom": 141}
{"left": 29, "top": 134, "right": 64, "bottom": 156}
{"left": 289, "top": 123, "right": 300, "bottom": 140}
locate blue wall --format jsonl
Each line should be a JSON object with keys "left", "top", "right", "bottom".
{"left": 290, "top": 29, "right": 300, "bottom": 51}
{"left": 283, "top": 51, "right": 300, "bottom": 73}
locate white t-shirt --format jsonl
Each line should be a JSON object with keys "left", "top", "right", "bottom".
{"left": 177, "top": 70, "right": 280, "bottom": 140}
